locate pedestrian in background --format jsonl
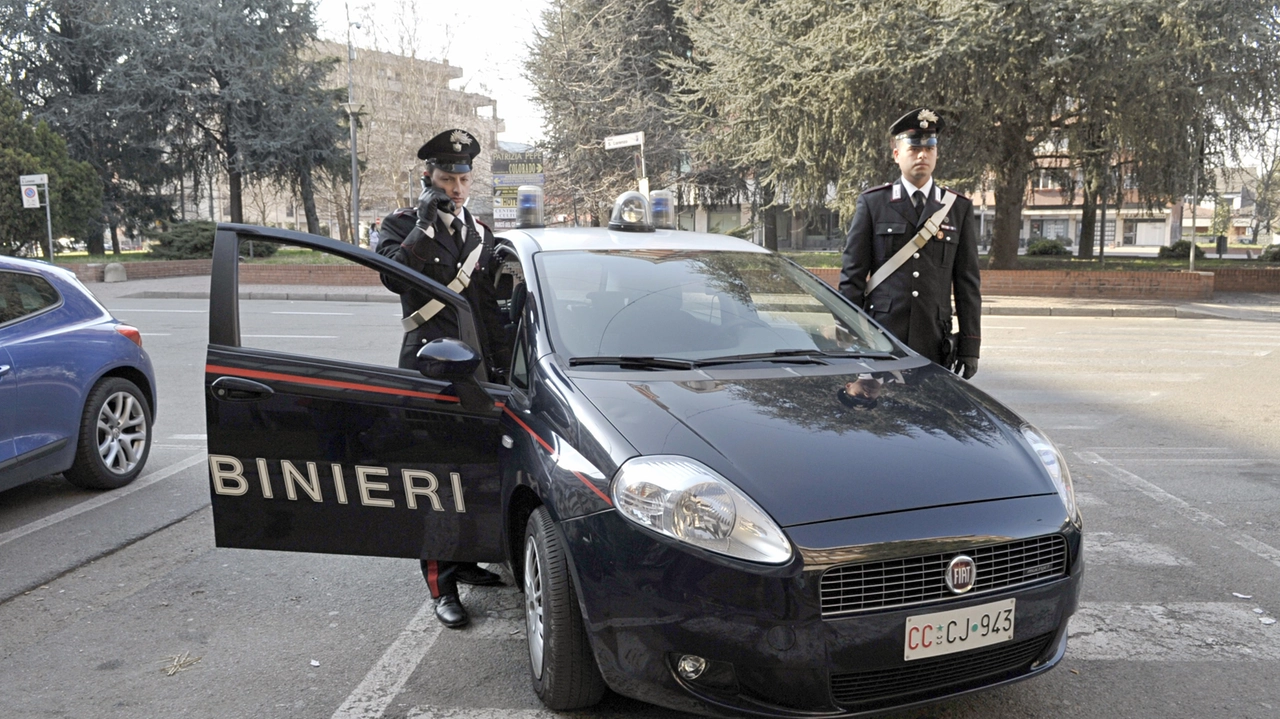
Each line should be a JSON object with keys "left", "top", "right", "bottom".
{"left": 838, "top": 108, "right": 982, "bottom": 378}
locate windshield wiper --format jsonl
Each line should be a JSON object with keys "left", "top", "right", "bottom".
{"left": 692, "top": 349, "right": 897, "bottom": 367}
{"left": 569, "top": 355, "right": 698, "bottom": 370}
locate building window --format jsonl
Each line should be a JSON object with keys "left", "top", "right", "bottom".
{"left": 1030, "top": 218, "right": 1069, "bottom": 240}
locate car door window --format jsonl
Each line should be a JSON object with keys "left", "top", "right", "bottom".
{"left": 232, "top": 241, "right": 406, "bottom": 369}
{"left": 0, "top": 270, "right": 61, "bottom": 326}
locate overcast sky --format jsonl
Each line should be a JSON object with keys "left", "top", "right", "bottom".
{"left": 313, "top": 0, "right": 550, "bottom": 144}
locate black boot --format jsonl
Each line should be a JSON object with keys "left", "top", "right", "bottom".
{"left": 434, "top": 594, "right": 469, "bottom": 628}
{"left": 454, "top": 563, "right": 504, "bottom": 587}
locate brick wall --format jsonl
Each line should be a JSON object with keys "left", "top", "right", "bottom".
{"left": 806, "top": 267, "right": 1215, "bottom": 299}
{"left": 1211, "top": 268, "right": 1280, "bottom": 293}
{"left": 237, "top": 264, "right": 382, "bottom": 286}
{"left": 64, "top": 259, "right": 211, "bottom": 283}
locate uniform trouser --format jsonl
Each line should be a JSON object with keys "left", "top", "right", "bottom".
{"left": 421, "top": 559, "right": 481, "bottom": 599}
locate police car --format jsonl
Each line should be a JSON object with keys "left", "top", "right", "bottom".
{"left": 205, "top": 190, "right": 1082, "bottom": 716}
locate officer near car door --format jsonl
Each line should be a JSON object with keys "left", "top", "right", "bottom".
{"left": 838, "top": 108, "right": 982, "bottom": 378}
{"left": 376, "top": 128, "right": 510, "bottom": 629}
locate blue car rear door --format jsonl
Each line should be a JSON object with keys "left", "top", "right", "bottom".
{"left": 204, "top": 225, "right": 509, "bottom": 562}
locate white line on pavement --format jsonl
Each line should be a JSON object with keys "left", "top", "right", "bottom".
{"left": 242, "top": 334, "right": 338, "bottom": 339}
{"left": 109, "top": 308, "right": 207, "bottom": 313}
{"left": 271, "top": 311, "right": 354, "bottom": 315}
{"left": 170, "top": 434, "right": 208, "bottom": 440}
{"left": 0, "top": 452, "right": 205, "bottom": 549}
{"left": 1069, "top": 602, "right": 1280, "bottom": 661}
{"left": 331, "top": 587, "right": 471, "bottom": 719}
{"left": 1077, "top": 452, "right": 1280, "bottom": 571}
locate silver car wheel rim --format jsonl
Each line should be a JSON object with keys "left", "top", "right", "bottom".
{"left": 97, "top": 391, "right": 146, "bottom": 475}
{"left": 524, "top": 537, "right": 545, "bottom": 679}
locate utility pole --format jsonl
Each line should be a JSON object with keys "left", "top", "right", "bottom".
{"left": 344, "top": 5, "right": 361, "bottom": 243}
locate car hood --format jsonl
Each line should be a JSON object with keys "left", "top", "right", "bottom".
{"left": 571, "top": 363, "right": 1055, "bottom": 528}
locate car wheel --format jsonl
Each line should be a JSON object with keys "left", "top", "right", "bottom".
{"left": 64, "top": 377, "right": 152, "bottom": 490}
{"left": 524, "top": 506, "right": 606, "bottom": 710}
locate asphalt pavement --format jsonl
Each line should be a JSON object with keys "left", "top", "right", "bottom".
{"left": 83, "top": 274, "right": 1280, "bottom": 323}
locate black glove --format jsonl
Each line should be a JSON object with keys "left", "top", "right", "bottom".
{"left": 953, "top": 356, "right": 978, "bottom": 379}
{"left": 416, "top": 186, "right": 455, "bottom": 229}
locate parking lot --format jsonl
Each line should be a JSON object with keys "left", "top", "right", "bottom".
{"left": 2, "top": 288, "right": 1278, "bottom": 719}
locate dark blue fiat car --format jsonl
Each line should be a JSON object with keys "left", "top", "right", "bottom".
{"left": 205, "top": 195, "right": 1082, "bottom": 717}
{"left": 1, "top": 256, "right": 156, "bottom": 492}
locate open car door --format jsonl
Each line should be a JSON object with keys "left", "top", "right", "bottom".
{"left": 204, "top": 224, "right": 508, "bottom": 562}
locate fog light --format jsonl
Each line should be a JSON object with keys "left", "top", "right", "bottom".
{"left": 676, "top": 654, "right": 707, "bottom": 680}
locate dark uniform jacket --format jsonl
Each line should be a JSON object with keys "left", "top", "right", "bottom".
{"left": 377, "top": 206, "right": 510, "bottom": 375}
{"left": 838, "top": 180, "right": 982, "bottom": 364}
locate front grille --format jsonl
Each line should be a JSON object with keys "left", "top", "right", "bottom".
{"left": 830, "top": 632, "right": 1053, "bottom": 709}
{"left": 820, "top": 535, "right": 1067, "bottom": 617}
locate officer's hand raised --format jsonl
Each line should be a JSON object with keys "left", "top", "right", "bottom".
{"left": 416, "top": 186, "right": 455, "bottom": 229}
{"left": 953, "top": 356, "right": 978, "bottom": 380}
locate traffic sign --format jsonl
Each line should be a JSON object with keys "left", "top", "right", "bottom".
{"left": 604, "top": 132, "right": 644, "bottom": 150}
{"left": 20, "top": 173, "right": 48, "bottom": 185}
{"left": 21, "top": 184, "right": 40, "bottom": 209}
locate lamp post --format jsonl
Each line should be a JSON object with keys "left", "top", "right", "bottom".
{"left": 345, "top": 11, "right": 361, "bottom": 244}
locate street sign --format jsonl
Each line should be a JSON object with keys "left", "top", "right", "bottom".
{"left": 21, "top": 184, "right": 40, "bottom": 209}
{"left": 604, "top": 132, "right": 644, "bottom": 150}
{"left": 20, "top": 173, "right": 48, "bottom": 185}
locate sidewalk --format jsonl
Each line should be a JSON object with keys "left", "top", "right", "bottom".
{"left": 87, "top": 275, "right": 1280, "bottom": 323}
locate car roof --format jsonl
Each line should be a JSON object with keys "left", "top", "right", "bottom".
{"left": 0, "top": 255, "right": 75, "bottom": 282}
{"left": 497, "top": 227, "right": 772, "bottom": 254}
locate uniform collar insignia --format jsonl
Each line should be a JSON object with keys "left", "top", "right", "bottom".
{"left": 892, "top": 183, "right": 902, "bottom": 200}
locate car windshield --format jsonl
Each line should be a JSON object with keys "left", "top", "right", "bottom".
{"left": 535, "top": 250, "right": 898, "bottom": 362}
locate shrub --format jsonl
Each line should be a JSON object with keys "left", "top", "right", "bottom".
{"left": 147, "top": 221, "right": 278, "bottom": 259}
{"left": 1158, "top": 239, "right": 1205, "bottom": 260}
{"left": 1260, "top": 243, "right": 1280, "bottom": 262}
{"left": 1026, "top": 238, "right": 1070, "bottom": 255}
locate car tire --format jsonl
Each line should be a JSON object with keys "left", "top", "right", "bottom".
{"left": 523, "top": 506, "right": 606, "bottom": 710}
{"left": 64, "top": 377, "right": 152, "bottom": 490}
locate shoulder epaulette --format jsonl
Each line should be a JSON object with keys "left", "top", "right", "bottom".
{"left": 938, "top": 186, "right": 971, "bottom": 201}
{"left": 863, "top": 183, "right": 893, "bottom": 194}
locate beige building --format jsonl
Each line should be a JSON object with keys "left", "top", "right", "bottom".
{"left": 182, "top": 41, "right": 504, "bottom": 244}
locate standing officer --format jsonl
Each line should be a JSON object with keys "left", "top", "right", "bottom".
{"left": 838, "top": 108, "right": 981, "bottom": 378}
{"left": 377, "top": 128, "right": 510, "bottom": 629}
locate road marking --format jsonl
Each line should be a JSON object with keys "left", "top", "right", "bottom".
{"left": 242, "top": 334, "right": 338, "bottom": 339}
{"left": 109, "top": 308, "right": 206, "bottom": 313}
{"left": 331, "top": 587, "right": 471, "bottom": 719}
{"left": 1069, "top": 602, "right": 1280, "bottom": 661}
{"left": 408, "top": 708, "right": 560, "bottom": 719}
{"left": 271, "top": 311, "right": 354, "bottom": 316}
{"left": 0, "top": 453, "right": 205, "bottom": 549}
{"left": 1077, "top": 452, "right": 1280, "bottom": 571}
{"left": 1087, "top": 532, "right": 1187, "bottom": 566}
{"left": 170, "top": 434, "right": 208, "bottom": 440}
{"left": 141, "top": 332, "right": 173, "bottom": 336}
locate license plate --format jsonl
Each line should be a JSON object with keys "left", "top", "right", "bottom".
{"left": 904, "top": 598, "right": 1015, "bottom": 661}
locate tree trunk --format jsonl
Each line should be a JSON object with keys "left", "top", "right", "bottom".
{"left": 109, "top": 219, "right": 121, "bottom": 254}
{"left": 88, "top": 213, "right": 106, "bottom": 255}
{"left": 300, "top": 166, "right": 321, "bottom": 234}
{"left": 1076, "top": 188, "right": 1097, "bottom": 259}
{"left": 762, "top": 205, "right": 778, "bottom": 251}
{"left": 989, "top": 165, "right": 1029, "bottom": 269}
{"left": 228, "top": 165, "right": 243, "bottom": 224}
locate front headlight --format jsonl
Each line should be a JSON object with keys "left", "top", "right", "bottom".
{"left": 1021, "top": 425, "right": 1077, "bottom": 521}
{"left": 611, "top": 455, "right": 792, "bottom": 564}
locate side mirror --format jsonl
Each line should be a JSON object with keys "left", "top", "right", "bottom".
{"left": 416, "top": 338, "right": 481, "bottom": 381}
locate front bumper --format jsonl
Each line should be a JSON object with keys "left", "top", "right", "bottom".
{"left": 561, "top": 498, "right": 1083, "bottom": 717}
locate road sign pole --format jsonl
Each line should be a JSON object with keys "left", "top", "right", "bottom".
{"left": 43, "top": 184, "right": 53, "bottom": 260}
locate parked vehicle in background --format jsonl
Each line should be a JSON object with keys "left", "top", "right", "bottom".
{"left": 0, "top": 256, "right": 157, "bottom": 492}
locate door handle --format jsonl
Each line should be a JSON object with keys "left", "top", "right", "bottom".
{"left": 211, "top": 376, "right": 275, "bottom": 401}
{"left": 0, "top": 365, "right": 10, "bottom": 378}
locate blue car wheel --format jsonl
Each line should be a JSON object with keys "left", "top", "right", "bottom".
{"left": 64, "top": 376, "right": 152, "bottom": 490}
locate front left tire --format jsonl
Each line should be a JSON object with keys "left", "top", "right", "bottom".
{"left": 524, "top": 506, "right": 606, "bottom": 710}
{"left": 64, "top": 377, "right": 152, "bottom": 490}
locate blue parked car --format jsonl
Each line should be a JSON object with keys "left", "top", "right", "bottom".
{"left": 0, "top": 256, "right": 156, "bottom": 492}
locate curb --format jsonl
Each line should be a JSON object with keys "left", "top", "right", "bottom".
{"left": 124, "top": 290, "right": 398, "bottom": 304}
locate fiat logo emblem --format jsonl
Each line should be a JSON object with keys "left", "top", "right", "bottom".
{"left": 946, "top": 555, "right": 977, "bottom": 594}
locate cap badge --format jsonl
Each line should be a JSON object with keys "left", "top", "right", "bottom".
{"left": 919, "top": 109, "right": 938, "bottom": 125}
{"left": 449, "top": 130, "right": 472, "bottom": 152}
